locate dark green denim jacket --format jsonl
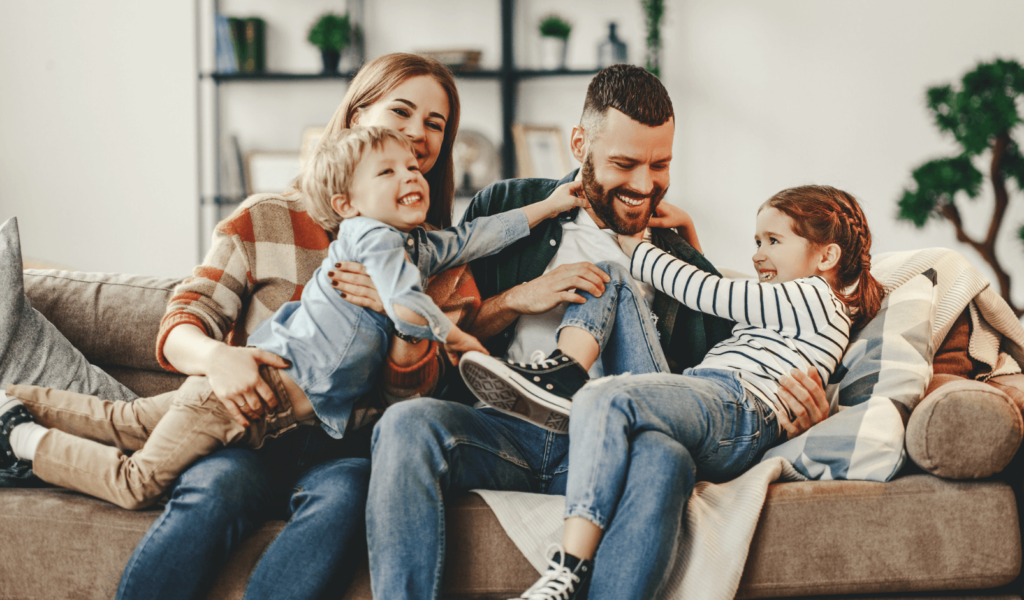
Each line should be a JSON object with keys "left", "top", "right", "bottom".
{"left": 439, "top": 170, "right": 735, "bottom": 402}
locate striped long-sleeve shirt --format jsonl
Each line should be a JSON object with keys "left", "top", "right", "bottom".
{"left": 630, "top": 242, "right": 851, "bottom": 418}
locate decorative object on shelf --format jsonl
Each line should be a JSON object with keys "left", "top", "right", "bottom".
{"left": 641, "top": 0, "right": 664, "bottom": 77}
{"left": 219, "top": 135, "right": 246, "bottom": 199}
{"left": 597, "top": 23, "right": 628, "bottom": 69}
{"left": 244, "top": 152, "right": 301, "bottom": 194}
{"left": 512, "top": 124, "right": 571, "bottom": 179}
{"left": 453, "top": 129, "right": 500, "bottom": 197}
{"left": 898, "top": 58, "right": 1024, "bottom": 317}
{"left": 299, "top": 127, "right": 326, "bottom": 167}
{"left": 214, "top": 14, "right": 238, "bottom": 74}
{"left": 538, "top": 14, "right": 571, "bottom": 70}
{"left": 240, "top": 17, "right": 266, "bottom": 72}
{"left": 417, "top": 49, "right": 482, "bottom": 71}
{"left": 308, "top": 12, "right": 351, "bottom": 74}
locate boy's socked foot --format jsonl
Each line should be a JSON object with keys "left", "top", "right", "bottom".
{"left": 510, "top": 545, "right": 592, "bottom": 600}
{"left": 459, "top": 349, "right": 588, "bottom": 433}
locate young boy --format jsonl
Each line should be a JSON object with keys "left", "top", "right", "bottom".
{"left": 0, "top": 126, "right": 583, "bottom": 510}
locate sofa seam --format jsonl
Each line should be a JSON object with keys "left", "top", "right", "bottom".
{"left": 25, "top": 272, "right": 179, "bottom": 292}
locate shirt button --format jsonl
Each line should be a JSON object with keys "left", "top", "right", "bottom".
{"left": 549, "top": 239, "right": 557, "bottom": 246}
{"left": 406, "top": 239, "right": 414, "bottom": 246}
{"left": 433, "top": 327, "right": 441, "bottom": 335}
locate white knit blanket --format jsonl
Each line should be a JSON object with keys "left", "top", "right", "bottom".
{"left": 474, "top": 457, "right": 806, "bottom": 600}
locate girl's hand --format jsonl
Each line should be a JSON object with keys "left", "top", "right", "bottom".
{"left": 328, "top": 262, "right": 385, "bottom": 314}
{"left": 648, "top": 202, "right": 702, "bottom": 253}
{"left": 205, "top": 345, "right": 290, "bottom": 427}
{"left": 776, "top": 368, "right": 830, "bottom": 438}
{"left": 616, "top": 231, "right": 644, "bottom": 257}
{"left": 443, "top": 326, "right": 488, "bottom": 366}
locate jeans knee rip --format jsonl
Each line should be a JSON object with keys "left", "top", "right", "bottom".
{"left": 581, "top": 373, "right": 632, "bottom": 391}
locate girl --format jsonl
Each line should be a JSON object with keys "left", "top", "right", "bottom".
{"left": 511, "top": 185, "right": 884, "bottom": 600}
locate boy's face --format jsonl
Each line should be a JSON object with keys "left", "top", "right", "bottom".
{"left": 344, "top": 140, "right": 430, "bottom": 232}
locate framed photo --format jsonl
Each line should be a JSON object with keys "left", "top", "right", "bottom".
{"left": 300, "top": 127, "right": 325, "bottom": 167}
{"left": 244, "top": 152, "right": 302, "bottom": 194}
{"left": 512, "top": 124, "right": 571, "bottom": 179}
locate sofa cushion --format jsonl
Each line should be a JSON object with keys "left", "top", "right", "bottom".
{"left": 0, "top": 217, "right": 137, "bottom": 406}
{"left": 738, "top": 475, "right": 1021, "bottom": 598}
{"left": 906, "top": 378, "right": 1023, "bottom": 479}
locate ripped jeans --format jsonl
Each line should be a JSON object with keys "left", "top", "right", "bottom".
{"left": 558, "top": 260, "right": 670, "bottom": 377}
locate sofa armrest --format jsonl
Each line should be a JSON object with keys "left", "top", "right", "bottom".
{"left": 22, "top": 270, "right": 182, "bottom": 373}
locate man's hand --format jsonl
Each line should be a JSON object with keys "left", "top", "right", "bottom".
{"left": 505, "top": 262, "right": 611, "bottom": 314}
{"left": 205, "top": 345, "right": 290, "bottom": 427}
{"left": 328, "top": 262, "right": 385, "bottom": 314}
{"left": 647, "top": 203, "right": 702, "bottom": 253}
{"left": 775, "top": 368, "right": 830, "bottom": 438}
{"left": 443, "top": 326, "right": 488, "bottom": 366}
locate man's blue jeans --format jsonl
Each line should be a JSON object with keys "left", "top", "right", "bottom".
{"left": 566, "top": 368, "right": 780, "bottom": 598}
{"left": 116, "top": 426, "right": 369, "bottom": 600}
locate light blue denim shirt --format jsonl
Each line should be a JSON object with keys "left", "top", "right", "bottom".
{"left": 247, "top": 209, "right": 529, "bottom": 438}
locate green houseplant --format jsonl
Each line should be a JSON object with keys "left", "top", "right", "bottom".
{"left": 642, "top": 0, "right": 665, "bottom": 77}
{"left": 308, "top": 13, "right": 351, "bottom": 73}
{"left": 539, "top": 14, "right": 571, "bottom": 70}
{"left": 898, "top": 58, "right": 1024, "bottom": 316}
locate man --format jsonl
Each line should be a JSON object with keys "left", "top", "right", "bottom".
{"left": 366, "top": 64, "right": 827, "bottom": 600}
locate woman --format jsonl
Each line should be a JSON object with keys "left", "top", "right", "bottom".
{"left": 116, "top": 53, "right": 468, "bottom": 600}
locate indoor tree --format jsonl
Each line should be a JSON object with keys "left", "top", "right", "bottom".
{"left": 898, "top": 58, "right": 1024, "bottom": 316}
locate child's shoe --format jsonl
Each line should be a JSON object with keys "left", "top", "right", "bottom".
{"left": 0, "top": 399, "right": 35, "bottom": 468}
{"left": 509, "top": 544, "right": 592, "bottom": 600}
{"left": 459, "top": 349, "right": 588, "bottom": 433}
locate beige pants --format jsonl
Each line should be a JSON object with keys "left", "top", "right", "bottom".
{"left": 6, "top": 366, "right": 300, "bottom": 510}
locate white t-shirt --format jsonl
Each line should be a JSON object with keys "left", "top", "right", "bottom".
{"left": 506, "top": 209, "right": 656, "bottom": 377}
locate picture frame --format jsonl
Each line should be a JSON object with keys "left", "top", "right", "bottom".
{"left": 244, "top": 152, "right": 302, "bottom": 194}
{"left": 512, "top": 123, "right": 571, "bottom": 179}
{"left": 300, "top": 127, "right": 325, "bottom": 167}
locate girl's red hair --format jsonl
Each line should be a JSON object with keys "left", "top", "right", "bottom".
{"left": 762, "top": 185, "right": 885, "bottom": 329}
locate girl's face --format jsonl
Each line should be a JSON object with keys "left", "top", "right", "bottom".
{"left": 353, "top": 75, "right": 450, "bottom": 175}
{"left": 752, "top": 207, "right": 829, "bottom": 284}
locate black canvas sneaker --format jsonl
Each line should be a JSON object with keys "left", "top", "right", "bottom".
{"left": 459, "top": 349, "right": 589, "bottom": 433}
{"left": 0, "top": 402, "right": 33, "bottom": 469}
{"left": 509, "top": 545, "right": 593, "bottom": 600}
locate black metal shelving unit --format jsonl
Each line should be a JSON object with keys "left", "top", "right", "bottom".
{"left": 196, "top": 0, "right": 597, "bottom": 253}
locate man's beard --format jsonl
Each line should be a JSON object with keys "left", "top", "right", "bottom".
{"left": 580, "top": 152, "right": 666, "bottom": 235}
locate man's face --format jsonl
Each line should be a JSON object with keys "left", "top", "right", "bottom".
{"left": 578, "top": 108, "right": 674, "bottom": 235}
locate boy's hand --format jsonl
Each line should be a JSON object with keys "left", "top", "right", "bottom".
{"left": 443, "top": 326, "right": 488, "bottom": 366}
{"left": 616, "top": 231, "right": 644, "bottom": 257}
{"left": 522, "top": 181, "right": 588, "bottom": 228}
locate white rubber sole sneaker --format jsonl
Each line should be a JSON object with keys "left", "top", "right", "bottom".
{"left": 459, "top": 352, "right": 573, "bottom": 433}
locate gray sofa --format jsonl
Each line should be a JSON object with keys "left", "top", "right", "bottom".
{"left": 1, "top": 268, "right": 1022, "bottom": 600}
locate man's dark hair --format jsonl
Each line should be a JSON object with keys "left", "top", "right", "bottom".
{"left": 580, "top": 64, "right": 673, "bottom": 137}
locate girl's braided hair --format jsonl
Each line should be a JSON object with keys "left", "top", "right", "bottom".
{"left": 761, "top": 185, "right": 885, "bottom": 329}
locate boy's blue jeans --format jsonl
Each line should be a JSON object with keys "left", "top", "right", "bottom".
{"left": 367, "top": 261, "right": 673, "bottom": 599}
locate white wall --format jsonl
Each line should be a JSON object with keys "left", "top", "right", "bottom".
{"left": 0, "top": 2, "right": 197, "bottom": 278}
{"left": 3, "top": 0, "right": 1024, "bottom": 311}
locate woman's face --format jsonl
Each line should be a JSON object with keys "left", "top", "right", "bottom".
{"left": 353, "top": 75, "right": 450, "bottom": 174}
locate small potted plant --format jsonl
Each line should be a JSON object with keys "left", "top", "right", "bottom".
{"left": 538, "top": 14, "right": 571, "bottom": 70}
{"left": 308, "top": 12, "right": 351, "bottom": 73}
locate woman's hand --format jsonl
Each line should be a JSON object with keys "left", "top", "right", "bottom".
{"left": 616, "top": 231, "right": 644, "bottom": 257}
{"left": 205, "top": 345, "right": 290, "bottom": 427}
{"left": 647, "top": 203, "right": 702, "bottom": 253}
{"left": 775, "top": 368, "right": 830, "bottom": 438}
{"left": 442, "top": 326, "right": 488, "bottom": 366}
{"left": 328, "top": 262, "right": 384, "bottom": 314}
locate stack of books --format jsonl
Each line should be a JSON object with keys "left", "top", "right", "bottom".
{"left": 215, "top": 14, "right": 266, "bottom": 74}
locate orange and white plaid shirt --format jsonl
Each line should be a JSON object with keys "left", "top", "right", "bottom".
{"left": 156, "top": 193, "right": 480, "bottom": 400}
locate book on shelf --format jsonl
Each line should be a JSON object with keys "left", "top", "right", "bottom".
{"left": 214, "top": 13, "right": 237, "bottom": 73}
{"left": 241, "top": 17, "right": 266, "bottom": 72}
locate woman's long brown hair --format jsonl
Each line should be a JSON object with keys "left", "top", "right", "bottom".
{"left": 762, "top": 185, "right": 885, "bottom": 329}
{"left": 320, "top": 53, "right": 461, "bottom": 228}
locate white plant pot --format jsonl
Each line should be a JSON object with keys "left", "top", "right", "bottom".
{"left": 539, "top": 37, "right": 567, "bottom": 70}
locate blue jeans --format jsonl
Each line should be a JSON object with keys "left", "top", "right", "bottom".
{"left": 560, "top": 261, "right": 669, "bottom": 376}
{"left": 565, "top": 368, "right": 780, "bottom": 598}
{"left": 366, "top": 401, "right": 570, "bottom": 600}
{"left": 117, "top": 426, "right": 370, "bottom": 600}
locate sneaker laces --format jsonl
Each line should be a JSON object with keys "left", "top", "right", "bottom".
{"left": 507, "top": 350, "right": 560, "bottom": 370}
{"left": 515, "top": 544, "right": 581, "bottom": 600}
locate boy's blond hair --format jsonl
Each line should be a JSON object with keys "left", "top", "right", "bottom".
{"left": 298, "top": 126, "right": 415, "bottom": 232}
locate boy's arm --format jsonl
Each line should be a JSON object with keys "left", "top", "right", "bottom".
{"left": 423, "top": 181, "right": 587, "bottom": 277}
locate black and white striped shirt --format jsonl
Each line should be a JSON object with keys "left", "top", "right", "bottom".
{"left": 631, "top": 242, "right": 851, "bottom": 418}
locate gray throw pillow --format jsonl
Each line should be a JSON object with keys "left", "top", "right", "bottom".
{"left": 0, "top": 217, "right": 137, "bottom": 400}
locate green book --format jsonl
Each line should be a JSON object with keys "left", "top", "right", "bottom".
{"left": 228, "top": 17, "right": 246, "bottom": 72}
{"left": 242, "top": 18, "right": 265, "bottom": 72}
